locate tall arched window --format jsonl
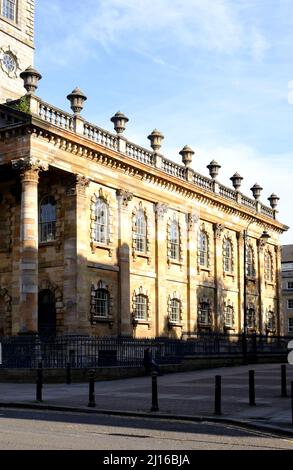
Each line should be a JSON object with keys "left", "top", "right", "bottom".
{"left": 170, "top": 220, "right": 180, "bottom": 260}
{"left": 246, "top": 246, "right": 255, "bottom": 277}
{"left": 135, "top": 209, "right": 147, "bottom": 253}
{"left": 39, "top": 196, "right": 56, "bottom": 243}
{"left": 223, "top": 239, "right": 233, "bottom": 273}
{"left": 170, "top": 298, "right": 181, "bottom": 323}
{"left": 134, "top": 294, "right": 148, "bottom": 320}
{"left": 224, "top": 304, "right": 234, "bottom": 328}
{"left": 2, "top": 0, "right": 16, "bottom": 21}
{"left": 93, "top": 287, "right": 109, "bottom": 319}
{"left": 94, "top": 198, "right": 109, "bottom": 244}
{"left": 266, "top": 309, "right": 275, "bottom": 331}
{"left": 198, "top": 300, "right": 210, "bottom": 326}
{"left": 199, "top": 231, "right": 208, "bottom": 267}
{"left": 264, "top": 252, "right": 273, "bottom": 282}
{"left": 247, "top": 307, "right": 256, "bottom": 329}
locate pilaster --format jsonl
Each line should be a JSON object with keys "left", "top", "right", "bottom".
{"left": 154, "top": 203, "right": 168, "bottom": 337}
{"left": 117, "top": 189, "right": 133, "bottom": 336}
{"left": 187, "top": 212, "right": 199, "bottom": 334}
{"left": 213, "top": 223, "right": 224, "bottom": 331}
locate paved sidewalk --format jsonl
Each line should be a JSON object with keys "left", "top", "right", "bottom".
{"left": 1, "top": 363, "right": 293, "bottom": 436}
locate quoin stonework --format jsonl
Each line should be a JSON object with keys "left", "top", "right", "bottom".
{"left": 0, "top": 1, "right": 289, "bottom": 338}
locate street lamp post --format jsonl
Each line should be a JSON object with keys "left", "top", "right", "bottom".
{"left": 242, "top": 227, "right": 270, "bottom": 365}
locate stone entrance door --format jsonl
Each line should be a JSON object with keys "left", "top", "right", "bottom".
{"left": 38, "top": 289, "right": 56, "bottom": 337}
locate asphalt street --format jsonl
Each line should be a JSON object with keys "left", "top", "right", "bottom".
{"left": 0, "top": 408, "right": 292, "bottom": 450}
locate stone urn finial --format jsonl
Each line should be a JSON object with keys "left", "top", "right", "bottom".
{"left": 111, "top": 111, "right": 129, "bottom": 135}
{"left": 268, "top": 193, "right": 280, "bottom": 209}
{"left": 20, "top": 66, "right": 42, "bottom": 94}
{"left": 67, "top": 87, "right": 87, "bottom": 114}
{"left": 207, "top": 160, "right": 221, "bottom": 180}
{"left": 250, "top": 183, "right": 263, "bottom": 200}
{"left": 147, "top": 129, "right": 164, "bottom": 152}
{"left": 179, "top": 145, "right": 195, "bottom": 167}
{"left": 230, "top": 172, "right": 243, "bottom": 191}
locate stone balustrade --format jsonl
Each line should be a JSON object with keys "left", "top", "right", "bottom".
{"left": 1, "top": 95, "right": 277, "bottom": 220}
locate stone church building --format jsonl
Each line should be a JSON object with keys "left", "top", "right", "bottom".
{"left": 0, "top": 1, "right": 288, "bottom": 338}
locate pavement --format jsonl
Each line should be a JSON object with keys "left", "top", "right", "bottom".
{"left": 1, "top": 363, "right": 293, "bottom": 437}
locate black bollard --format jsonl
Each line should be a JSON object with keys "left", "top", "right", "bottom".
{"left": 249, "top": 370, "right": 256, "bottom": 406}
{"left": 150, "top": 372, "right": 159, "bottom": 412}
{"left": 36, "top": 363, "right": 43, "bottom": 402}
{"left": 281, "top": 365, "right": 287, "bottom": 398}
{"left": 66, "top": 362, "right": 72, "bottom": 385}
{"left": 214, "top": 375, "right": 222, "bottom": 415}
{"left": 88, "top": 369, "right": 96, "bottom": 408}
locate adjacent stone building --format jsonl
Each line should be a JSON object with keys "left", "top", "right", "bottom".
{"left": 281, "top": 245, "right": 293, "bottom": 336}
{"left": 0, "top": 1, "right": 289, "bottom": 338}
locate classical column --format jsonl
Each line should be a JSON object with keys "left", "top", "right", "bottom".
{"left": 63, "top": 175, "right": 90, "bottom": 333}
{"left": 213, "top": 223, "right": 224, "bottom": 331}
{"left": 117, "top": 189, "right": 133, "bottom": 336}
{"left": 186, "top": 212, "right": 199, "bottom": 335}
{"left": 12, "top": 157, "right": 48, "bottom": 333}
{"left": 154, "top": 203, "right": 168, "bottom": 337}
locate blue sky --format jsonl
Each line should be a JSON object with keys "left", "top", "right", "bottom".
{"left": 34, "top": 0, "right": 293, "bottom": 243}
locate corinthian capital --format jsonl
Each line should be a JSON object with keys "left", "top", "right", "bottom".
{"left": 12, "top": 157, "right": 49, "bottom": 183}
{"left": 116, "top": 189, "right": 134, "bottom": 208}
{"left": 154, "top": 203, "right": 168, "bottom": 220}
{"left": 213, "top": 223, "right": 225, "bottom": 239}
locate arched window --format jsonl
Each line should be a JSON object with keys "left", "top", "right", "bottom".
{"left": 223, "top": 239, "right": 233, "bottom": 273}
{"left": 264, "top": 252, "right": 273, "bottom": 282}
{"left": 224, "top": 304, "right": 234, "bottom": 328}
{"left": 199, "top": 231, "right": 208, "bottom": 267}
{"left": 39, "top": 196, "right": 56, "bottom": 243}
{"left": 247, "top": 307, "right": 255, "bottom": 329}
{"left": 198, "top": 300, "right": 210, "bottom": 326}
{"left": 135, "top": 209, "right": 147, "bottom": 253}
{"left": 2, "top": 0, "right": 16, "bottom": 21}
{"left": 246, "top": 246, "right": 255, "bottom": 277}
{"left": 170, "top": 220, "right": 180, "bottom": 260}
{"left": 94, "top": 198, "right": 109, "bottom": 244}
{"left": 134, "top": 294, "right": 148, "bottom": 320}
{"left": 170, "top": 298, "right": 181, "bottom": 323}
{"left": 93, "top": 287, "right": 110, "bottom": 319}
{"left": 266, "top": 309, "right": 275, "bottom": 331}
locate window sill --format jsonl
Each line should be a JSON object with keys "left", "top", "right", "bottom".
{"left": 133, "top": 251, "right": 151, "bottom": 264}
{"left": 265, "top": 281, "right": 275, "bottom": 287}
{"left": 91, "top": 242, "right": 113, "bottom": 257}
{"left": 39, "top": 241, "right": 58, "bottom": 247}
{"left": 168, "top": 322, "right": 183, "bottom": 329}
{"left": 198, "top": 266, "right": 210, "bottom": 273}
{"left": 91, "top": 318, "right": 114, "bottom": 326}
{"left": 132, "top": 319, "right": 151, "bottom": 329}
{"left": 168, "top": 259, "right": 184, "bottom": 268}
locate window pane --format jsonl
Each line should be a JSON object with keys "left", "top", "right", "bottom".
{"left": 170, "top": 299, "right": 180, "bottom": 323}
{"left": 136, "top": 210, "right": 147, "bottom": 253}
{"left": 288, "top": 299, "right": 293, "bottom": 309}
{"left": 170, "top": 221, "right": 179, "bottom": 260}
{"left": 39, "top": 196, "right": 56, "bottom": 243}
{"left": 94, "top": 289, "right": 109, "bottom": 318}
{"left": 288, "top": 318, "right": 293, "bottom": 333}
{"left": 135, "top": 294, "right": 147, "bottom": 320}
{"left": 95, "top": 199, "right": 108, "bottom": 244}
{"left": 198, "top": 302, "right": 209, "bottom": 325}
{"left": 199, "top": 232, "right": 208, "bottom": 267}
{"left": 2, "top": 0, "right": 16, "bottom": 21}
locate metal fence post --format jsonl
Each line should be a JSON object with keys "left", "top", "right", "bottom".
{"left": 151, "top": 372, "right": 159, "bottom": 412}
{"left": 88, "top": 369, "right": 96, "bottom": 408}
{"left": 249, "top": 370, "right": 256, "bottom": 406}
{"left": 281, "top": 365, "right": 287, "bottom": 398}
{"left": 291, "top": 382, "right": 293, "bottom": 426}
{"left": 214, "top": 375, "right": 222, "bottom": 415}
{"left": 36, "top": 362, "right": 43, "bottom": 402}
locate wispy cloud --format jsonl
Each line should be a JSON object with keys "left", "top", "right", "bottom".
{"left": 36, "top": 0, "right": 269, "bottom": 66}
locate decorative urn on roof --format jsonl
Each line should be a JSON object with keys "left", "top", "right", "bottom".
{"left": 111, "top": 111, "right": 129, "bottom": 135}
{"left": 20, "top": 66, "right": 42, "bottom": 94}
{"left": 230, "top": 172, "right": 243, "bottom": 191}
{"left": 67, "top": 87, "right": 87, "bottom": 114}
{"left": 179, "top": 145, "right": 195, "bottom": 167}
{"left": 207, "top": 160, "right": 221, "bottom": 180}
{"left": 148, "top": 129, "right": 164, "bottom": 152}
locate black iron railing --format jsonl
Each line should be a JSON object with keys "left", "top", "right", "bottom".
{"left": 0, "top": 333, "right": 290, "bottom": 369}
